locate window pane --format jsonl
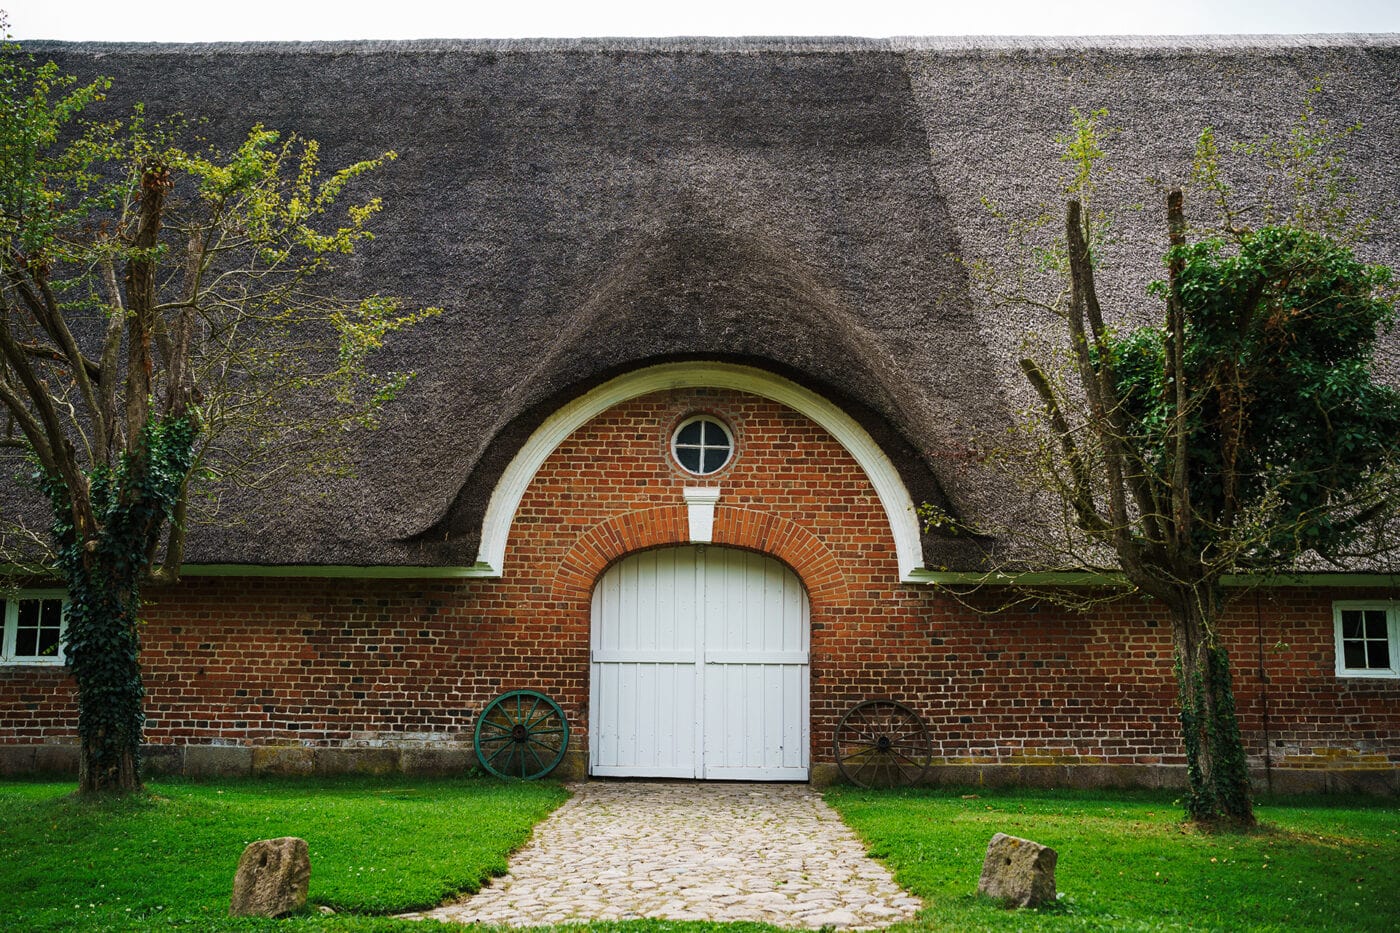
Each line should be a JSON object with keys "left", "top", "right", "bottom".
{"left": 1341, "top": 610, "right": 1364, "bottom": 639}
{"left": 701, "top": 447, "right": 729, "bottom": 474}
{"left": 676, "top": 421, "right": 704, "bottom": 446}
{"left": 1363, "top": 610, "right": 1388, "bottom": 639}
{"left": 1367, "top": 640, "right": 1390, "bottom": 669}
{"left": 15, "top": 624, "right": 38, "bottom": 656}
{"left": 1344, "top": 641, "right": 1367, "bottom": 669}
{"left": 37, "top": 625, "right": 60, "bottom": 657}
{"left": 676, "top": 447, "right": 703, "bottom": 473}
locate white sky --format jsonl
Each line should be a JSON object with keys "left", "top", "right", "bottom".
{"left": 11, "top": 0, "right": 1400, "bottom": 42}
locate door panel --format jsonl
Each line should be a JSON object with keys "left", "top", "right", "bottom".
{"left": 590, "top": 546, "right": 809, "bottom": 780}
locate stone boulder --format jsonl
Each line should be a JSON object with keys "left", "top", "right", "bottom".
{"left": 977, "top": 832, "right": 1057, "bottom": 908}
{"left": 230, "top": 837, "right": 311, "bottom": 918}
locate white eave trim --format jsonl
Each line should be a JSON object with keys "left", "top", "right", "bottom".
{"left": 476, "top": 362, "right": 927, "bottom": 581}
{"left": 906, "top": 569, "right": 1400, "bottom": 588}
{"left": 180, "top": 563, "right": 496, "bottom": 579}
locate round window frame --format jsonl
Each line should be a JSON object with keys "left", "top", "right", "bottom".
{"left": 669, "top": 414, "right": 736, "bottom": 476}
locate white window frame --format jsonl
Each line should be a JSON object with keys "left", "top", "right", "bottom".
{"left": 1, "top": 589, "right": 69, "bottom": 666}
{"left": 1333, "top": 601, "right": 1400, "bottom": 679}
{"left": 670, "top": 415, "right": 735, "bottom": 476}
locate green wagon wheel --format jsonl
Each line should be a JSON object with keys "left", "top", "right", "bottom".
{"left": 834, "top": 698, "right": 931, "bottom": 789}
{"left": 474, "top": 690, "right": 570, "bottom": 780}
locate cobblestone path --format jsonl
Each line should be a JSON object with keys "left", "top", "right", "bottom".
{"left": 407, "top": 781, "right": 922, "bottom": 929}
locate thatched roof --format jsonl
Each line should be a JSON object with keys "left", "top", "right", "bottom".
{"left": 8, "top": 36, "right": 1400, "bottom": 572}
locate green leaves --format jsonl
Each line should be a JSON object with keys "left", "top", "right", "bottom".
{"left": 1117, "top": 227, "right": 1400, "bottom": 564}
{"left": 0, "top": 50, "right": 120, "bottom": 260}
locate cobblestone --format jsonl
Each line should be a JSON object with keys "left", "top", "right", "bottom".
{"left": 406, "top": 781, "right": 922, "bottom": 929}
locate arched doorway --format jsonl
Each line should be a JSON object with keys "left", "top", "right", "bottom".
{"left": 589, "top": 546, "right": 810, "bottom": 779}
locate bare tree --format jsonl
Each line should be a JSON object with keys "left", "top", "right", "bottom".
{"left": 941, "top": 108, "right": 1400, "bottom": 825}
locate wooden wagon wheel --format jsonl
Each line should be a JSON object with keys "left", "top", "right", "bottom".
{"left": 833, "top": 698, "right": 931, "bottom": 788}
{"left": 474, "top": 690, "right": 570, "bottom": 780}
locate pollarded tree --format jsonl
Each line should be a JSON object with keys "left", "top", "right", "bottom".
{"left": 0, "top": 45, "right": 436, "bottom": 794}
{"left": 955, "top": 109, "right": 1400, "bottom": 825}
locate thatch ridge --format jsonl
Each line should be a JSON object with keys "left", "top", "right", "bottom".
{"left": 22, "top": 35, "right": 1400, "bottom": 55}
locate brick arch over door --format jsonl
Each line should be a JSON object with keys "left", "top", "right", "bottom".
{"left": 550, "top": 506, "right": 850, "bottom": 607}
{"left": 477, "top": 361, "right": 926, "bottom": 580}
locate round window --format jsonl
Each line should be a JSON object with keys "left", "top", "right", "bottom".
{"left": 671, "top": 415, "right": 734, "bottom": 475}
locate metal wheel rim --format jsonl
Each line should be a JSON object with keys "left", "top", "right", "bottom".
{"left": 833, "top": 698, "right": 931, "bottom": 788}
{"left": 474, "top": 689, "right": 570, "bottom": 780}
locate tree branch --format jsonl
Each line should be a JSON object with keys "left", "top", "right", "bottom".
{"left": 122, "top": 161, "right": 170, "bottom": 447}
{"left": 0, "top": 311, "right": 92, "bottom": 537}
{"left": 1019, "top": 357, "right": 1110, "bottom": 535}
{"left": 97, "top": 256, "right": 127, "bottom": 461}
{"left": 1165, "top": 189, "right": 1193, "bottom": 558}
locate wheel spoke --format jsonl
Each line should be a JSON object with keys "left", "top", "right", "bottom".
{"left": 476, "top": 691, "right": 569, "bottom": 780}
{"left": 889, "top": 746, "right": 923, "bottom": 766}
{"left": 836, "top": 699, "right": 929, "bottom": 788}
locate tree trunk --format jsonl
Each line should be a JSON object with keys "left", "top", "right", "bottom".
{"left": 1171, "top": 587, "right": 1255, "bottom": 825}
{"left": 67, "top": 559, "right": 146, "bottom": 795}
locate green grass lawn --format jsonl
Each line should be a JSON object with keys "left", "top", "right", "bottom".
{"left": 0, "top": 775, "right": 567, "bottom": 931}
{"left": 3, "top": 777, "right": 1397, "bottom": 932}
{"left": 826, "top": 786, "right": 1400, "bottom": 933}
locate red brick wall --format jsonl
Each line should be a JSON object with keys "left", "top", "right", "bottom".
{"left": 2, "top": 387, "right": 1397, "bottom": 775}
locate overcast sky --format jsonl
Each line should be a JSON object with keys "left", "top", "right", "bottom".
{"left": 10, "top": 0, "right": 1400, "bottom": 42}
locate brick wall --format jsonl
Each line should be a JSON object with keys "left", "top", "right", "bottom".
{"left": 2, "top": 387, "right": 1396, "bottom": 784}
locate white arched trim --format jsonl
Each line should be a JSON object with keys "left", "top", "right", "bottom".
{"left": 474, "top": 361, "right": 927, "bottom": 581}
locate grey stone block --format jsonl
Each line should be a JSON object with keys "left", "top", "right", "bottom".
{"left": 976, "top": 765, "right": 1026, "bottom": 788}
{"left": 313, "top": 748, "right": 398, "bottom": 776}
{"left": 400, "top": 747, "right": 473, "bottom": 776}
{"left": 1329, "top": 769, "right": 1398, "bottom": 796}
{"left": 1260, "top": 769, "right": 1328, "bottom": 796}
{"left": 922, "top": 764, "right": 983, "bottom": 787}
{"left": 141, "top": 745, "right": 185, "bottom": 776}
{"left": 1066, "top": 764, "right": 1152, "bottom": 789}
{"left": 252, "top": 747, "right": 315, "bottom": 776}
{"left": 1017, "top": 765, "right": 1069, "bottom": 789}
{"left": 186, "top": 745, "right": 253, "bottom": 778}
{"left": 0, "top": 746, "right": 37, "bottom": 776}
{"left": 552, "top": 748, "right": 588, "bottom": 782}
{"left": 33, "top": 743, "right": 79, "bottom": 775}
{"left": 1147, "top": 765, "right": 1189, "bottom": 790}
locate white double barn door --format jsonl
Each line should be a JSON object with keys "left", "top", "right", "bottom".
{"left": 590, "top": 546, "right": 810, "bottom": 780}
